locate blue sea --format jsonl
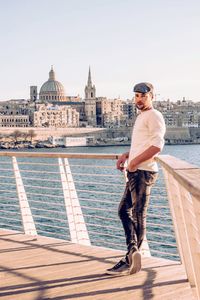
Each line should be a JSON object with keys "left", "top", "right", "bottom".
{"left": 43, "top": 144, "right": 200, "bottom": 166}
{"left": 1, "top": 143, "right": 199, "bottom": 166}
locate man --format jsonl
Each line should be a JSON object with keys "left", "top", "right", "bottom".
{"left": 106, "top": 82, "right": 166, "bottom": 275}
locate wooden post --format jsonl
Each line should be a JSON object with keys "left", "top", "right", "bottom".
{"left": 179, "top": 186, "right": 200, "bottom": 299}
{"left": 12, "top": 156, "right": 37, "bottom": 236}
{"left": 162, "top": 169, "right": 195, "bottom": 286}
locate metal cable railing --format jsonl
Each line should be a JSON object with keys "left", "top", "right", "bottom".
{"left": 0, "top": 152, "right": 179, "bottom": 261}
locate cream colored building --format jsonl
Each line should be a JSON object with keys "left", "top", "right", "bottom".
{"left": 33, "top": 104, "right": 79, "bottom": 128}
{"left": 100, "top": 98, "right": 133, "bottom": 127}
{"left": 154, "top": 99, "right": 200, "bottom": 128}
{"left": 0, "top": 115, "right": 30, "bottom": 127}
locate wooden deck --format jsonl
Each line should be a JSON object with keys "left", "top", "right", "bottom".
{"left": 0, "top": 229, "right": 196, "bottom": 300}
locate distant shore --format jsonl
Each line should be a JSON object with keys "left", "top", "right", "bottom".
{"left": 0, "top": 126, "right": 200, "bottom": 149}
{"left": 1, "top": 140, "right": 200, "bottom": 150}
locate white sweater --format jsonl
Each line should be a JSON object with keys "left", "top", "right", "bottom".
{"left": 128, "top": 108, "right": 166, "bottom": 172}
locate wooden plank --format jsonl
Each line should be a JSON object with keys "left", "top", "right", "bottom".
{"left": 0, "top": 151, "right": 119, "bottom": 160}
{"left": 175, "top": 169, "right": 200, "bottom": 199}
{"left": 157, "top": 155, "right": 200, "bottom": 199}
{"left": 161, "top": 169, "right": 195, "bottom": 285}
{"left": 156, "top": 155, "right": 198, "bottom": 170}
{"left": 0, "top": 230, "right": 196, "bottom": 300}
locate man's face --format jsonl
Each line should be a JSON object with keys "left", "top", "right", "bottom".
{"left": 134, "top": 92, "right": 153, "bottom": 111}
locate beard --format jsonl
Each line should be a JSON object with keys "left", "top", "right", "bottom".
{"left": 136, "top": 103, "right": 145, "bottom": 110}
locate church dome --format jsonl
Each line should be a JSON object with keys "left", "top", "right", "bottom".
{"left": 39, "top": 67, "right": 66, "bottom": 101}
{"left": 40, "top": 80, "right": 65, "bottom": 94}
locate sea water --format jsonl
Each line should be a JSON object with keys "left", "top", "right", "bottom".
{"left": 0, "top": 144, "right": 199, "bottom": 260}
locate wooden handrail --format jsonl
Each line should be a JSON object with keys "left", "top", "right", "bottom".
{"left": 157, "top": 154, "right": 200, "bottom": 299}
{"left": 156, "top": 155, "right": 200, "bottom": 199}
{"left": 0, "top": 151, "right": 119, "bottom": 160}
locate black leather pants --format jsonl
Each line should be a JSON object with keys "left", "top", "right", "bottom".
{"left": 118, "top": 169, "right": 158, "bottom": 253}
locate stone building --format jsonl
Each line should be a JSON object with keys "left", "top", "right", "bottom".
{"left": 0, "top": 99, "right": 30, "bottom": 116}
{"left": 30, "top": 67, "right": 86, "bottom": 127}
{"left": 33, "top": 104, "right": 79, "bottom": 128}
{"left": 0, "top": 115, "right": 29, "bottom": 127}
{"left": 30, "top": 86, "right": 37, "bottom": 101}
{"left": 96, "top": 98, "right": 134, "bottom": 127}
{"left": 39, "top": 67, "right": 66, "bottom": 102}
{"left": 154, "top": 99, "right": 200, "bottom": 128}
{"left": 84, "top": 67, "right": 96, "bottom": 126}
{"left": 0, "top": 99, "right": 34, "bottom": 127}
{"left": 4, "top": 66, "right": 200, "bottom": 131}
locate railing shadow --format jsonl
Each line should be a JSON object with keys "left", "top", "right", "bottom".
{"left": 0, "top": 230, "right": 188, "bottom": 300}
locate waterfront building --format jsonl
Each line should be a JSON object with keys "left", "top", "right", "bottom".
{"left": 0, "top": 99, "right": 30, "bottom": 115}
{"left": 33, "top": 103, "right": 79, "bottom": 128}
{"left": 1, "top": 67, "right": 200, "bottom": 131}
{"left": 0, "top": 99, "right": 33, "bottom": 127}
{"left": 98, "top": 98, "right": 134, "bottom": 127}
{"left": 121, "top": 99, "right": 135, "bottom": 126}
{"left": 50, "top": 101, "right": 86, "bottom": 125}
{"left": 102, "top": 98, "right": 122, "bottom": 127}
{"left": 154, "top": 98, "right": 200, "bottom": 128}
{"left": 49, "top": 136, "right": 94, "bottom": 147}
{"left": 0, "top": 114, "right": 30, "bottom": 127}
{"left": 96, "top": 97, "right": 106, "bottom": 126}
{"left": 29, "top": 67, "right": 87, "bottom": 127}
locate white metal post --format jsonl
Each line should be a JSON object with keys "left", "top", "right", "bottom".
{"left": 12, "top": 156, "right": 37, "bottom": 236}
{"left": 140, "top": 234, "right": 151, "bottom": 257}
{"left": 59, "top": 158, "right": 91, "bottom": 245}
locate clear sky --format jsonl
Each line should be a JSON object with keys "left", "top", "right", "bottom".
{"left": 0, "top": 0, "right": 200, "bottom": 102}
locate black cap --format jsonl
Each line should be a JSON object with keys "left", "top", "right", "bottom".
{"left": 133, "top": 82, "right": 154, "bottom": 94}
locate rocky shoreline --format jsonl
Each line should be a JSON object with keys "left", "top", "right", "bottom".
{"left": 0, "top": 139, "right": 200, "bottom": 150}
{"left": 0, "top": 126, "right": 200, "bottom": 150}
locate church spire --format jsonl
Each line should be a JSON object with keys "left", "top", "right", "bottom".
{"left": 84, "top": 66, "right": 96, "bottom": 126}
{"left": 49, "top": 65, "right": 55, "bottom": 81}
{"left": 87, "top": 66, "right": 92, "bottom": 86}
{"left": 85, "top": 66, "right": 96, "bottom": 100}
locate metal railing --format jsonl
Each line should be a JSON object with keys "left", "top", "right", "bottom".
{"left": 0, "top": 151, "right": 177, "bottom": 256}
{"left": 0, "top": 151, "right": 199, "bottom": 297}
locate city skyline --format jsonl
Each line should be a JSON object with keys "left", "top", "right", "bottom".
{"left": 0, "top": 0, "right": 200, "bottom": 102}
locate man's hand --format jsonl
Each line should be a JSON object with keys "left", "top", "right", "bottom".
{"left": 127, "top": 159, "right": 137, "bottom": 172}
{"left": 127, "top": 145, "right": 161, "bottom": 172}
{"left": 116, "top": 152, "right": 129, "bottom": 172}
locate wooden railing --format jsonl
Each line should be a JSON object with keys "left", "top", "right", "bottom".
{"left": 156, "top": 155, "right": 200, "bottom": 299}
{"left": 0, "top": 151, "right": 199, "bottom": 298}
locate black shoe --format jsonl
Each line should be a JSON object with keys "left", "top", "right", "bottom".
{"left": 106, "top": 259, "right": 129, "bottom": 275}
{"left": 128, "top": 250, "right": 141, "bottom": 275}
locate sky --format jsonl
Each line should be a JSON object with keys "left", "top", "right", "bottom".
{"left": 0, "top": 0, "right": 200, "bottom": 102}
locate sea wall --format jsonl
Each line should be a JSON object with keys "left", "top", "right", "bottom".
{"left": 0, "top": 126, "right": 200, "bottom": 145}
{"left": 0, "top": 127, "right": 105, "bottom": 141}
{"left": 88, "top": 127, "right": 200, "bottom": 143}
